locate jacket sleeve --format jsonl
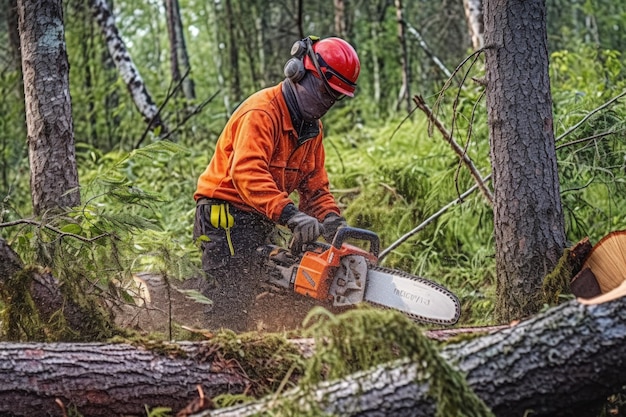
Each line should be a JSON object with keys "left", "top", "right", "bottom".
{"left": 297, "top": 139, "right": 341, "bottom": 221}
{"left": 229, "top": 110, "right": 293, "bottom": 221}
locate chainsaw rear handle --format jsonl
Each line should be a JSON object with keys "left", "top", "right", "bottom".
{"left": 331, "top": 226, "right": 380, "bottom": 258}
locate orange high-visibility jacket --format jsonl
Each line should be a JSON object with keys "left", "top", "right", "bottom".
{"left": 194, "top": 82, "right": 341, "bottom": 223}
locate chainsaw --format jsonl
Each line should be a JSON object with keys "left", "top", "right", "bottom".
{"left": 257, "top": 226, "right": 461, "bottom": 325}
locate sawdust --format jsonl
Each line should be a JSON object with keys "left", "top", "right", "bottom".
{"left": 114, "top": 273, "right": 332, "bottom": 337}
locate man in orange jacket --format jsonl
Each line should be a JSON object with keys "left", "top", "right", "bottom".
{"left": 193, "top": 36, "right": 360, "bottom": 331}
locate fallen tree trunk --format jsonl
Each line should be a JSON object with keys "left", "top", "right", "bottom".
{"left": 0, "top": 341, "right": 245, "bottom": 416}
{"left": 197, "top": 296, "right": 626, "bottom": 417}
{"left": 2, "top": 238, "right": 626, "bottom": 416}
{"left": 0, "top": 299, "right": 623, "bottom": 416}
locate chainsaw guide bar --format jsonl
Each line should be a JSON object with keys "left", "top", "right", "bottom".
{"left": 364, "top": 265, "right": 461, "bottom": 325}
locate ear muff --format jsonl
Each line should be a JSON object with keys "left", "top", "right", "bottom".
{"left": 283, "top": 38, "right": 312, "bottom": 83}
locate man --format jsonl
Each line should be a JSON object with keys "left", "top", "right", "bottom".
{"left": 193, "top": 36, "right": 360, "bottom": 332}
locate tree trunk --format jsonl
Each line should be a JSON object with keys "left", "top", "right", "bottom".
{"left": 0, "top": 342, "right": 245, "bottom": 417}
{"left": 0, "top": 296, "right": 622, "bottom": 416}
{"left": 209, "top": 0, "right": 231, "bottom": 118}
{"left": 333, "top": 0, "right": 346, "bottom": 38}
{"left": 223, "top": 0, "right": 241, "bottom": 104}
{"left": 90, "top": 0, "right": 167, "bottom": 134}
{"left": 18, "top": 0, "right": 81, "bottom": 215}
{"left": 165, "top": 0, "right": 195, "bottom": 101}
{"left": 201, "top": 296, "right": 626, "bottom": 417}
{"left": 395, "top": 0, "right": 411, "bottom": 114}
{"left": 484, "top": 0, "right": 566, "bottom": 322}
{"left": 0, "top": 238, "right": 118, "bottom": 342}
{"left": 463, "top": 0, "right": 484, "bottom": 50}
{"left": 6, "top": 0, "right": 20, "bottom": 70}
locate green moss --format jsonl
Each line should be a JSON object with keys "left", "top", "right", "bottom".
{"left": 542, "top": 248, "right": 574, "bottom": 306}
{"left": 297, "top": 305, "right": 494, "bottom": 417}
{"left": 197, "top": 329, "right": 306, "bottom": 400}
{"left": 109, "top": 335, "right": 189, "bottom": 359}
{"left": 1, "top": 267, "right": 50, "bottom": 341}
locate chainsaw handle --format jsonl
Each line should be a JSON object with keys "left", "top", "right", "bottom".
{"left": 331, "top": 226, "right": 380, "bottom": 257}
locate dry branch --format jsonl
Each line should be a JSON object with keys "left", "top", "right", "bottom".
{"left": 413, "top": 94, "right": 493, "bottom": 205}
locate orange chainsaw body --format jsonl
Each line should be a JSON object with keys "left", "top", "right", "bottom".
{"left": 293, "top": 242, "right": 378, "bottom": 300}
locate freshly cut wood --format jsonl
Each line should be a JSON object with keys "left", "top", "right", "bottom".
{"left": 580, "top": 229, "right": 626, "bottom": 293}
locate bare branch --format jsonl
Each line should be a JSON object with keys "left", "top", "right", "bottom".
{"left": 413, "top": 95, "right": 493, "bottom": 205}
{"left": 555, "top": 89, "right": 626, "bottom": 143}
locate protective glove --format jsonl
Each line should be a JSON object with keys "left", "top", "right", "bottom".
{"left": 322, "top": 213, "right": 347, "bottom": 243}
{"left": 287, "top": 211, "right": 322, "bottom": 249}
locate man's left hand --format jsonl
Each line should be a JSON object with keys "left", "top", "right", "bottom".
{"left": 322, "top": 213, "right": 347, "bottom": 243}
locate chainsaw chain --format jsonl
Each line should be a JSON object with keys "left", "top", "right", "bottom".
{"left": 366, "top": 265, "right": 461, "bottom": 326}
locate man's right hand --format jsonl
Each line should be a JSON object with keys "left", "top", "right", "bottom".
{"left": 287, "top": 211, "right": 321, "bottom": 249}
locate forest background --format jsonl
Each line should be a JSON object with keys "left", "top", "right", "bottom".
{"left": 1, "top": 0, "right": 626, "bottom": 329}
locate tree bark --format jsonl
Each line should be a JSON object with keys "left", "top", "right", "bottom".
{"left": 200, "top": 296, "right": 626, "bottom": 417}
{"left": 0, "top": 342, "right": 245, "bottom": 417}
{"left": 333, "top": 0, "right": 346, "bottom": 38}
{"left": 18, "top": 0, "right": 81, "bottom": 215}
{"left": 484, "top": 0, "right": 566, "bottom": 322}
{"left": 223, "top": 0, "right": 241, "bottom": 104}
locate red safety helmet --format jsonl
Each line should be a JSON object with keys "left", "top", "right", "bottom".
{"left": 304, "top": 37, "right": 360, "bottom": 97}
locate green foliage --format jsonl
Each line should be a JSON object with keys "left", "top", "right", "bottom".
{"left": 0, "top": 141, "right": 204, "bottom": 341}
{"left": 550, "top": 44, "right": 626, "bottom": 243}
{"left": 324, "top": 116, "right": 496, "bottom": 324}
{"left": 0, "top": 266, "right": 119, "bottom": 342}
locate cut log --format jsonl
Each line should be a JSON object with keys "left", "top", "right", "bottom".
{"left": 197, "top": 296, "right": 626, "bottom": 417}
{"left": 3, "top": 238, "right": 626, "bottom": 416}
{"left": 576, "top": 229, "right": 626, "bottom": 294}
{"left": 0, "top": 342, "right": 245, "bottom": 417}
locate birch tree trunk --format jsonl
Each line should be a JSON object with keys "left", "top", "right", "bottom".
{"left": 463, "top": 0, "right": 484, "bottom": 50}
{"left": 395, "top": 0, "right": 411, "bottom": 113}
{"left": 484, "top": 0, "right": 566, "bottom": 322}
{"left": 18, "top": 0, "right": 80, "bottom": 215}
{"left": 91, "top": 0, "right": 166, "bottom": 134}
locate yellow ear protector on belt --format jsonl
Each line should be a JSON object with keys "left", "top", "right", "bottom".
{"left": 283, "top": 35, "right": 320, "bottom": 83}
{"left": 210, "top": 203, "right": 235, "bottom": 256}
